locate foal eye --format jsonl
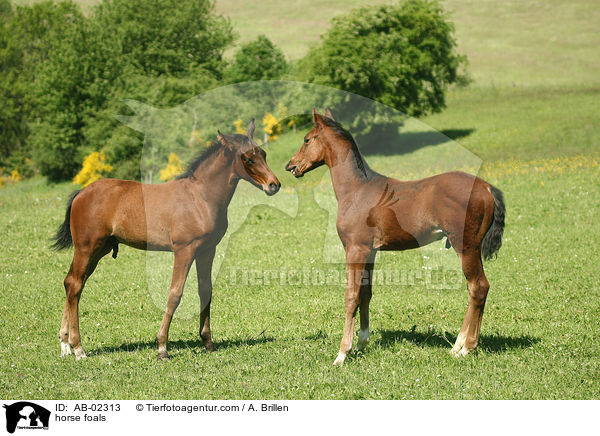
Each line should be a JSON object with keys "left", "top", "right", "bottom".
{"left": 304, "top": 137, "right": 310, "bottom": 144}
{"left": 245, "top": 158, "right": 254, "bottom": 165}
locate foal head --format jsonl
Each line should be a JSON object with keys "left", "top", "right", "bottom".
{"left": 218, "top": 119, "right": 281, "bottom": 196}
{"left": 285, "top": 108, "right": 353, "bottom": 178}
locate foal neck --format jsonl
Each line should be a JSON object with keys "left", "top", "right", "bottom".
{"left": 191, "top": 148, "right": 239, "bottom": 206}
{"left": 325, "top": 134, "right": 373, "bottom": 201}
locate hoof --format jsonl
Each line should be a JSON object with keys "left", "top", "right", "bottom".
{"left": 451, "top": 333, "right": 466, "bottom": 356}
{"left": 332, "top": 352, "right": 346, "bottom": 367}
{"left": 74, "top": 350, "right": 87, "bottom": 361}
{"left": 157, "top": 351, "right": 170, "bottom": 360}
{"left": 451, "top": 345, "right": 473, "bottom": 357}
{"left": 204, "top": 342, "right": 216, "bottom": 353}
{"left": 356, "top": 329, "right": 370, "bottom": 352}
{"left": 60, "top": 341, "right": 72, "bottom": 357}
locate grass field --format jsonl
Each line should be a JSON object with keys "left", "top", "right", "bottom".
{"left": 1, "top": 0, "right": 599, "bottom": 399}
{"left": 1, "top": 107, "right": 598, "bottom": 399}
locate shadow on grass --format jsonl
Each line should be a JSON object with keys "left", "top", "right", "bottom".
{"left": 378, "top": 328, "right": 539, "bottom": 354}
{"left": 91, "top": 335, "right": 275, "bottom": 356}
{"left": 359, "top": 128, "right": 476, "bottom": 156}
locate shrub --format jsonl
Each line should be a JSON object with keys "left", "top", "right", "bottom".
{"left": 159, "top": 152, "right": 183, "bottom": 182}
{"left": 263, "top": 113, "right": 281, "bottom": 141}
{"left": 73, "top": 151, "right": 113, "bottom": 187}
{"left": 298, "top": 0, "right": 466, "bottom": 118}
{"left": 226, "top": 35, "right": 287, "bottom": 83}
{"left": 233, "top": 118, "right": 246, "bottom": 134}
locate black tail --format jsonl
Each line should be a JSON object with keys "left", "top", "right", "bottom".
{"left": 481, "top": 185, "right": 505, "bottom": 261}
{"left": 51, "top": 190, "right": 82, "bottom": 250}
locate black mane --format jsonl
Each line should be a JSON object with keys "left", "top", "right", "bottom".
{"left": 176, "top": 142, "right": 223, "bottom": 179}
{"left": 322, "top": 116, "right": 368, "bottom": 177}
{"left": 176, "top": 134, "right": 250, "bottom": 180}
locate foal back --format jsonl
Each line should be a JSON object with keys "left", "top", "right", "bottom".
{"left": 69, "top": 178, "right": 222, "bottom": 252}
{"left": 343, "top": 171, "right": 495, "bottom": 254}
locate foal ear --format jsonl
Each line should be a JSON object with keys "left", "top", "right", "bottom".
{"left": 217, "top": 130, "right": 231, "bottom": 149}
{"left": 312, "top": 107, "right": 324, "bottom": 128}
{"left": 247, "top": 118, "right": 255, "bottom": 140}
{"left": 324, "top": 108, "right": 335, "bottom": 121}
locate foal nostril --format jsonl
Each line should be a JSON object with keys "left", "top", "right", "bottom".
{"left": 269, "top": 182, "right": 280, "bottom": 193}
{"left": 285, "top": 160, "right": 294, "bottom": 171}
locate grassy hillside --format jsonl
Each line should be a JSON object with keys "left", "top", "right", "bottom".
{"left": 13, "top": 0, "right": 600, "bottom": 86}
{"left": 441, "top": 0, "right": 600, "bottom": 86}
{"left": 216, "top": 0, "right": 600, "bottom": 86}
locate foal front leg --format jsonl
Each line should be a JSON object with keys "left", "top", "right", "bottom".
{"left": 356, "top": 253, "right": 376, "bottom": 352}
{"left": 156, "top": 244, "right": 196, "bottom": 359}
{"left": 196, "top": 247, "right": 216, "bottom": 352}
{"left": 333, "top": 246, "right": 372, "bottom": 367}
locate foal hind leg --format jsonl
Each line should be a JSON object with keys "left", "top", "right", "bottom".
{"left": 59, "top": 300, "right": 71, "bottom": 356}
{"left": 452, "top": 251, "right": 490, "bottom": 357}
{"left": 62, "top": 253, "right": 89, "bottom": 359}
{"left": 63, "top": 243, "right": 110, "bottom": 359}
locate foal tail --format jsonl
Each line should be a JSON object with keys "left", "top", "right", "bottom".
{"left": 51, "top": 190, "right": 82, "bottom": 250}
{"left": 481, "top": 185, "right": 505, "bottom": 261}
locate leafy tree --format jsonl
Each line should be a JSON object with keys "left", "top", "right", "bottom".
{"left": 298, "top": 0, "right": 466, "bottom": 118}
{"left": 29, "top": 15, "right": 118, "bottom": 182}
{"left": 226, "top": 35, "right": 287, "bottom": 83}
{"left": 0, "top": 0, "right": 83, "bottom": 175}
{"left": 30, "top": 0, "right": 234, "bottom": 182}
{"left": 0, "top": 0, "right": 21, "bottom": 170}
{"left": 92, "top": 0, "right": 233, "bottom": 79}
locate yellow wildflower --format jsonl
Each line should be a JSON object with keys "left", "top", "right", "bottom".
{"left": 263, "top": 112, "right": 281, "bottom": 141}
{"left": 73, "top": 151, "right": 113, "bottom": 187}
{"left": 159, "top": 153, "right": 184, "bottom": 182}
{"left": 10, "top": 169, "right": 21, "bottom": 182}
{"left": 233, "top": 118, "right": 246, "bottom": 134}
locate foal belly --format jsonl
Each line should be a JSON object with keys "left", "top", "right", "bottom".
{"left": 375, "top": 230, "right": 443, "bottom": 251}
{"left": 368, "top": 208, "right": 441, "bottom": 251}
{"left": 374, "top": 229, "right": 421, "bottom": 251}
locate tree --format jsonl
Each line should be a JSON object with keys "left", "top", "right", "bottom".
{"left": 29, "top": 15, "right": 116, "bottom": 182}
{"left": 226, "top": 35, "right": 287, "bottom": 83}
{"left": 30, "top": 0, "right": 234, "bottom": 182}
{"left": 0, "top": 0, "right": 83, "bottom": 176}
{"left": 298, "top": 0, "right": 466, "bottom": 118}
{"left": 91, "top": 0, "right": 233, "bottom": 79}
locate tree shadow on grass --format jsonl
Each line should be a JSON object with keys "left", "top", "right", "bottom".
{"left": 378, "top": 327, "right": 539, "bottom": 354}
{"left": 359, "top": 128, "right": 475, "bottom": 156}
{"left": 91, "top": 335, "right": 275, "bottom": 356}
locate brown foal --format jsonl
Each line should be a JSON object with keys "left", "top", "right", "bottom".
{"left": 53, "top": 120, "right": 280, "bottom": 360}
{"left": 286, "top": 109, "right": 505, "bottom": 366}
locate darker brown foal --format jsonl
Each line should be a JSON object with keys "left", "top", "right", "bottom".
{"left": 53, "top": 120, "right": 280, "bottom": 360}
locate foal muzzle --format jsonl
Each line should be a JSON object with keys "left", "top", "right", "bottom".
{"left": 264, "top": 181, "right": 281, "bottom": 196}
{"left": 285, "top": 160, "right": 303, "bottom": 178}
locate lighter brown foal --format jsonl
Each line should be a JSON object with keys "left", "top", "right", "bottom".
{"left": 286, "top": 109, "right": 505, "bottom": 366}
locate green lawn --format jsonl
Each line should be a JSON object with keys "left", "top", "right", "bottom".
{"left": 2, "top": 0, "right": 598, "bottom": 399}
{"left": 1, "top": 97, "right": 598, "bottom": 398}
